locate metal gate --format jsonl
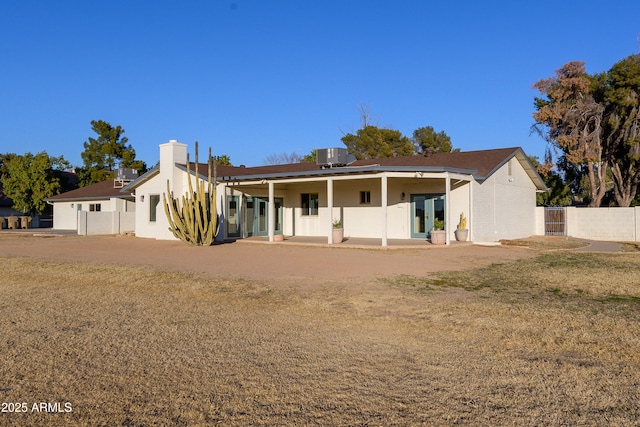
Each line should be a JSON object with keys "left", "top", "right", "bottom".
{"left": 544, "top": 207, "right": 566, "bottom": 236}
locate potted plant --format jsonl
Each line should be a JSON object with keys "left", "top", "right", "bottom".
{"left": 454, "top": 212, "right": 468, "bottom": 242}
{"left": 430, "top": 218, "right": 446, "bottom": 245}
{"left": 332, "top": 219, "right": 344, "bottom": 243}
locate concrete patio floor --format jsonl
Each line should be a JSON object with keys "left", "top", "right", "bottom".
{"left": 236, "top": 235, "right": 473, "bottom": 249}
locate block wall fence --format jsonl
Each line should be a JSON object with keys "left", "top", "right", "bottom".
{"left": 535, "top": 206, "right": 640, "bottom": 242}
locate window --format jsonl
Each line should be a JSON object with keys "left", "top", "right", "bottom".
{"left": 89, "top": 203, "right": 101, "bottom": 212}
{"left": 149, "top": 194, "right": 160, "bottom": 222}
{"left": 301, "top": 193, "right": 318, "bottom": 216}
{"left": 360, "top": 191, "right": 371, "bottom": 204}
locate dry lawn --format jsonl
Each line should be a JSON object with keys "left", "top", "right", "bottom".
{"left": 1, "top": 236, "right": 639, "bottom": 426}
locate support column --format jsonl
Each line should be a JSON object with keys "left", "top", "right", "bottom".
{"left": 445, "top": 173, "right": 451, "bottom": 245}
{"left": 381, "top": 173, "right": 388, "bottom": 247}
{"left": 327, "top": 178, "right": 334, "bottom": 244}
{"left": 268, "top": 181, "right": 275, "bottom": 242}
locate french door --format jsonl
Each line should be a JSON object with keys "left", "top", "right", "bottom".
{"left": 243, "top": 196, "right": 283, "bottom": 237}
{"left": 410, "top": 194, "right": 445, "bottom": 238}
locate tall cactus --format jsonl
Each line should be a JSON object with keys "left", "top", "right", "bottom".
{"left": 163, "top": 141, "right": 219, "bottom": 246}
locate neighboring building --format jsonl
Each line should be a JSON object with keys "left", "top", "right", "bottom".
{"left": 47, "top": 172, "right": 137, "bottom": 234}
{"left": 124, "top": 140, "right": 546, "bottom": 245}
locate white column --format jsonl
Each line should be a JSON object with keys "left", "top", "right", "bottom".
{"left": 381, "top": 173, "right": 388, "bottom": 247}
{"left": 268, "top": 181, "right": 275, "bottom": 242}
{"left": 445, "top": 173, "right": 451, "bottom": 245}
{"left": 327, "top": 178, "right": 334, "bottom": 244}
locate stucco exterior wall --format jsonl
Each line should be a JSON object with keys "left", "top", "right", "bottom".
{"left": 52, "top": 198, "right": 132, "bottom": 230}
{"left": 449, "top": 181, "right": 471, "bottom": 241}
{"left": 52, "top": 201, "right": 79, "bottom": 230}
{"left": 135, "top": 141, "right": 190, "bottom": 240}
{"left": 471, "top": 160, "right": 537, "bottom": 242}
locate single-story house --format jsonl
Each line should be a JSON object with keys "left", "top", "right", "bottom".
{"left": 47, "top": 172, "right": 137, "bottom": 234}
{"left": 123, "top": 140, "right": 546, "bottom": 245}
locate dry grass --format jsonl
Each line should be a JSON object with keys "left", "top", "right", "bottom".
{"left": 499, "top": 235, "right": 589, "bottom": 250}
{"left": 1, "top": 251, "right": 640, "bottom": 426}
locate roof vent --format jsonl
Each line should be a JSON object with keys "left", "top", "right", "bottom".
{"left": 114, "top": 168, "right": 138, "bottom": 188}
{"left": 316, "top": 147, "right": 356, "bottom": 168}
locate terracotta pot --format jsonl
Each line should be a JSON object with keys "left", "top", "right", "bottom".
{"left": 273, "top": 234, "right": 284, "bottom": 242}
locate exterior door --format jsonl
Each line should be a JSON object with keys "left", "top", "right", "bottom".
{"left": 411, "top": 194, "right": 445, "bottom": 238}
{"left": 226, "top": 196, "right": 241, "bottom": 238}
{"left": 243, "top": 196, "right": 283, "bottom": 237}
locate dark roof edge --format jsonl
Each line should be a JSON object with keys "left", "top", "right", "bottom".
{"left": 209, "top": 165, "right": 479, "bottom": 181}
{"left": 46, "top": 194, "right": 134, "bottom": 202}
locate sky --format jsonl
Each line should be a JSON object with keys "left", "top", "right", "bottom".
{"left": 1, "top": 1, "right": 639, "bottom": 169}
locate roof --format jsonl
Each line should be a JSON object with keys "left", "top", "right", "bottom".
{"left": 203, "top": 147, "right": 545, "bottom": 189}
{"left": 124, "top": 147, "right": 547, "bottom": 192}
{"left": 47, "top": 180, "right": 135, "bottom": 202}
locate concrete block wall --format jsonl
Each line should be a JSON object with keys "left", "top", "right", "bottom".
{"left": 566, "top": 207, "right": 637, "bottom": 242}
{"left": 536, "top": 206, "right": 639, "bottom": 242}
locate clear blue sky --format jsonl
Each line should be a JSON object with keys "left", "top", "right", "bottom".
{"left": 2, "top": 1, "right": 639, "bottom": 168}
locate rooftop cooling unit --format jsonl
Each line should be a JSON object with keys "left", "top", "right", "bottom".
{"left": 316, "top": 147, "right": 355, "bottom": 168}
{"left": 113, "top": 168, "right": 139, "bottom": 188}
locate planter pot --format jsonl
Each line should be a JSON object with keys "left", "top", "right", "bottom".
{"left": 454, "top": 228, "right": 468, "bottom": 242}
{"left": 273, "top": 234, "right": 284, "bottom": 242}
{"left": 430, "top": 230, "right": 446, "bottom": 245}
{"left": 332, "top": 228, "right": 344, "bottom": 244}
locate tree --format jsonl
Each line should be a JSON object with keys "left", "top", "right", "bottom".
{"left": 412, "top": 126, "right": 458, "bottom": 154}
{"left": 264, "top": 152, "right": 304, "bottom": 165}
{"left": 604, "top": 54, "right": 640, "bottom": 207}
{"left": 0, "top": 152, "right": 70, "bottom": 215}
{"left": 302, "top": 149, "right": 317, "bottom": 163}
{"left": 213, "top": 155, "right": 232, "bottom": 166}
{"left": 78, "top": 120, "right": 146, "bottom": 186}
{"left": 0, "top": 153, "right": 17, "bottom": 177}
{"left": 534, "top": 55, "right": 640, "bottom": 207}
{"left": 341, "top": 126, "right": 414, "bottom": 159}
{"left": 529, "top": 156, "right": 573, "bottom": 206}
{"left": 533, "top": 61, "right": 610, "bottom": 207}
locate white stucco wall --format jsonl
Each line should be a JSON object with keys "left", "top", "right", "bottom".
{"left": 52, "top": 201, "right": 79, "bottom": 230}
{"left": 448, "top": 180, "right": 471, "bottom": 241}
{"left": 471, "top": 159, "right": 538, "bottom": 242}
{"left": 534, "top": 206, "right": 546, "bottom": 236}
{"left": 52, "top": 198, "right": 133, "bottom": 230}
{"left": 134, "top": 140, "right": 225, "bottom": 241}
{"left": 77, "top": 211, "right": 135, "bottom": 235}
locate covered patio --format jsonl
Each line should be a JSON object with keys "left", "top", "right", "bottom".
{"left": 221, "top": 170, "right": 473, "bottom": 246}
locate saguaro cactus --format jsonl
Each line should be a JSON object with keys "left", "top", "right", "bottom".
{"left": 163, "top": 141, "right": 219, "bottom": 246}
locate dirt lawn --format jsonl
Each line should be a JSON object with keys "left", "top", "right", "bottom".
{"left": 0, "top": 234, "right": 534, "bottom": 290}
{"left": 4, "top": 234, "right": 638, "bottom": 426}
